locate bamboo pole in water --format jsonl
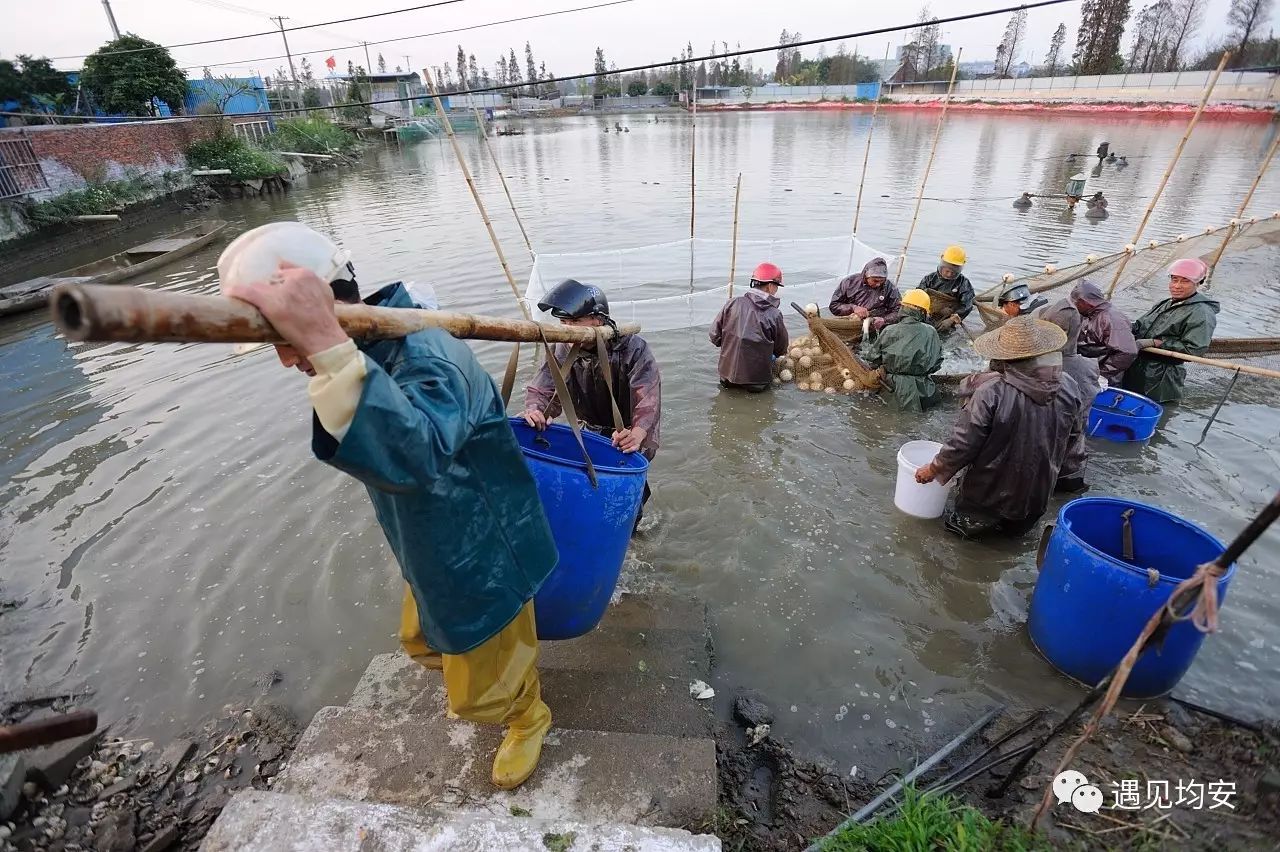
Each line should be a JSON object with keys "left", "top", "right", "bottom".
{"left": 852, "top": 42, "right": 892, "bottom": 236}
{"left": 727, "top": 172, "right": 742, "bottom": 301}
{"left": 894, "top": 47, "right": 962, "bottom": 285}
{"left": 473, "top": 108, "right": 535, "bottom": 260}
{"left": 426, "top": 77, "right": 531, "bottom": 320}
{"left": 1206, "top": 130, "right": 1280, "bottom": 281}
{"left": 1106, "top": 51, "right": 1231, "bottom": 299}
{"left": 1141, "top": 345, "right": 1280, "bottom": 381}
{"left": 689, "top": 83, "right": 697, "bottom": 239}
{"left": 50, "top": 284, "right": 640, "bottom": 345}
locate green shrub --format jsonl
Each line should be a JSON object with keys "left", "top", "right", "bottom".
{"left": 186, "top": 135, "right": 286, "bottom": 180}
{"left": 263, "top": 117, "right": 358, "bottom": 156}
{"left": 27, "top": 177, "right": 153, "bottom": 226}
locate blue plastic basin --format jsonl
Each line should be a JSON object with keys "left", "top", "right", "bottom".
{"left": 1028, "top": 497, "right": 1233, "bottom": 698}
{"left": 1087, "top": 388, "right": 1163, "bottom": 442}
{"left": 509, "top": 418, "right": 649, "bottom": 640}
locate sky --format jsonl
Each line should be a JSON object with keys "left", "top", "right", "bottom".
{"left": 2, "top": 0, "right": 1248, "bottom": 83}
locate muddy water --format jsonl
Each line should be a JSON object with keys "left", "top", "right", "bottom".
{"left": 2, "top": 112, "right": 1278, "bottom": 775}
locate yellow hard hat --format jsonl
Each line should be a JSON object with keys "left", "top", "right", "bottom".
{"left": 941, "top": 245, "right": 967, "bottom": 266}
{"left": 902, "top": 289, "right": 932, "bottom": 312}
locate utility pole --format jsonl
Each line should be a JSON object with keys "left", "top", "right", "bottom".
{"left": 101, "top": 0, "right": 121, "bottom": 38}
{"left": 362, "top": 41, "right": 375, "bottom": 106}
{"left": 272, "top": 16, "right": 299, "bottom": 83}
{"left": 404, "top": 55, "right": 413, "bottom": 76}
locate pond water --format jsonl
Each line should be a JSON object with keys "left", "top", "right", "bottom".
{"left": 2, "top": 110, "right": 1278, "bottom": 775}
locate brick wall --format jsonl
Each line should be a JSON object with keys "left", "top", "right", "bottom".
{"left": 4, "top": 118, "right": 219, "bottom": 194}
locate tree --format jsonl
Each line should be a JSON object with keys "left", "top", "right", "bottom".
{"left": 651, "top": 80, "right": 675, "bottom": 97}
{"left": 0, "top": 55, "right": 74, "bottom": 113}
{"left": 627, "top": 78, "right": 648, "bottom": 96}
{"left": 593, "top": 47, "right": 607, "bottom": 95}
{"left": 1164, "top": 0, "right": 1205, "bottom": 69}
{"left": 1074, "top": 0, "right": 1132, "bottom": 74}
{"left": 456, "top": 45, "right": 467, "bottom": 90}
{"left": 1227, "top": 0, "right": 1274, "bottom": 64}
{"left": 1128, "top": 2, "right": 1176, "bottom": 71}
{"left": 525, "top": 42, "right": 538, "bottom": 92}
{"left": 197, "top": 69, "right": 255, "bottom": 115}
{"left": 508, "top": 47, "right": 523, "bottom": 93}
{"left": 999, "top": 8, "right": 1029, "bottom": 75}
{"left": 80, "top": 34, "right": 187, "bottom": 116}
{"left": 298, "top": 57, "right": 314, "bottom": 84}
{"left": 377, "top": 53, "right": 387, "bottom": 74}
{"left": 347, "top": 60, "right": 356, "bottom": 76}
{"left": 900, "top": 8, "right": 945, "bottom": 81}
{"left": 469, "top": 54, "right": 480, "bottom": 88}
{"left": 1046, "top": 23, "right": 1068, "bottom": 74}
{"left": 496, "top": 54, "right": 508, "bottom": 86}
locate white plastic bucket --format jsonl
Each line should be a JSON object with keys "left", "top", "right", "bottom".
{"left": 894, "top": 440, "right": 953, "bottom": 519}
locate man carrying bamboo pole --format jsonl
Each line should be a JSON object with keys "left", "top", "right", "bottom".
{"left": 219, "top": 223, "right": 558, "bottom": 791}
{"left": 1124, "top": 258, "right": 1220, "bottom": 404}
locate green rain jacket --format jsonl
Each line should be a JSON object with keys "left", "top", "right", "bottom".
{"left": 313, "top": 283, "right": 558, "bottom": 654}
{"left": 860, "top": 308, "right": 944, "bottom": 412}
{"left": 1123, "top": 291, "right": 1219, "bottom": 404}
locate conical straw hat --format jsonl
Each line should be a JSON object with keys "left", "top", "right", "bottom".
{"left": 973, "top": 317, "right": 1067, "bottom": 361}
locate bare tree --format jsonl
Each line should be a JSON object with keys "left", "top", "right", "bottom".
{"left": 1227, "top": 0, "right": 1274, "bottom": 64}
{"left": 1000, "top": 8, "right": 1029, "bottom": 74}
{"left": 1046, "top": 23, "right": 1068, "bottom": 73}
{"left": 1074, "top": 0, "right": 1133, "bottom": 74}
{"left": 1164, "top": 0, "right": 1205, "bottom": 69}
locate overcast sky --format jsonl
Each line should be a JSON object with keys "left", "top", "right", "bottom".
{"left": 3, "top": 0, "right": 1248, "bottom": 82}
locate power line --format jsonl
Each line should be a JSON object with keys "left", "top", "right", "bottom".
{"left": 7, "top": 0, "right": 1079, "bottom": 122}
{"left": 50, "top": 0, "right": 466, "bottom": 60}
{"left": 174, "top": 0, "right": 637, "bottom": 73}
{"left": 180, "top": 0, "right": 365, "bottom": 46}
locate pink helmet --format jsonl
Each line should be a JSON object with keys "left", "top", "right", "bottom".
{"left": 1169, "top": 257, "right": 1208, "bottom": 283}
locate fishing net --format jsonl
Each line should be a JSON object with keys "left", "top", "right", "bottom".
{"left": 523, "top": 236, "right": 895, "bottom": 332}
{"left": 772, "top": 331, "right": 875, "bottom": 395}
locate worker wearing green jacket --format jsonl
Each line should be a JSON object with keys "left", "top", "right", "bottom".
{"left": 860, "top": 289, "right": 944, "bottom": 412}
{"left": 1124, "top": 258, "right": 1220, "bottom": 404}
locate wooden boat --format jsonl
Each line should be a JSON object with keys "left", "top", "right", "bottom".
{"left": 0, "top": 220, "right": 228, "bottom": 319}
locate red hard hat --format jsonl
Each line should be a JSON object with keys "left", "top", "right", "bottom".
{"left": 750, "top": 262, "right": 783, "bottom": 285}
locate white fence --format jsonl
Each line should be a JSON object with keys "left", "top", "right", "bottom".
{"left": 885, "top": 69, "right": 1279, "bottom": 103}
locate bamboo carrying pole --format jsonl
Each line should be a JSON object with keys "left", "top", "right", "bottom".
{"left": 50, "top": 284, "right": 640, "bottom": 346}
{"left": 0, "top": 710, "right": 97, "bottom": 755}
{"left": 1142, "top": 345, "right": 1280, "bottom": 381}
{"left": 473, "top": 107, "right": 535, "bottom": 260}
{"left": 894, "top": 47, "right": 962, "bottom": 285}
{"left": 426, "top": 77, "right": 531, "bottom": 320}
{"left": 852, "top": 42, "right": 893, "bottom": 236}
{"left": 1106, "top": 51, "right": 1231, "bottom": 298}
{"left": 1206, "top": 131, "right": 1280, "bottom": 281}
{"left": 727, "top": 173, "right": 743, "bottom": 301}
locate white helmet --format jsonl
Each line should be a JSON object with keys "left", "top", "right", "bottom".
{"left": 218, "top": 222, "right": 353, "bottom": 295}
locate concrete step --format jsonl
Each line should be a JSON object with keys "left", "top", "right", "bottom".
{"left": 202, "top": 790, "right": 722, "bottom": 851}
{"left": 274, "top": 705, "right": 717, "bottom": 829}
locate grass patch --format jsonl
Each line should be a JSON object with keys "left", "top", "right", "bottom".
{"left": 27, "top": 177, "right": 154, "bottom": 226}
{"left": 186, "top": 135, "right": 286, "bottom": 180}
{"left": 541, "top": 831, "right": 577, "bottom": 851}
{"left": 816, "top": 787, "right": 1052, "bottom": 852}
{"left": 263, "top": 117, "right": 359, "bottom": 156}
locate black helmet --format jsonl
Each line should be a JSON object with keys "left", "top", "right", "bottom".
{"left": 537, "top": 279, "right": 610, "bottom": 320}
{"left": 997, "top": 282, "right": 1032, "bottom": 306}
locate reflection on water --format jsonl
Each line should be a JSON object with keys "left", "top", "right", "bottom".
{"left": 1, "top": 112, "right": 1278, "bottom": 772}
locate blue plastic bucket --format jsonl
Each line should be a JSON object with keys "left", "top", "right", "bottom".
{"left": 1028, "top": 497, "right": 1234, "bottom": 698}
{"left": 1087, "top": 388, "right": 1163, "bottom": 442}
{"left": 508, "top": 419, "right": 649, "bottom": 640}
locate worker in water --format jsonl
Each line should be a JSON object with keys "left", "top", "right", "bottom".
{"left": 1096, "top": 141, "right": 1110, "bottom": 161}
{"left": 1013, "top": 192, "right": 1034, "bottom": 208}
{"left": 1123, "top": 258, "right": 1220, "bottom": 404}
{"left": 523, "top": 279, "right": 662, "bottom": 510}
{"left": 828, "top": 257, "right": 901, "bottom": 330}
{"left": 220, "top": 223, "right": 557, "bottom": 791}
{"left": 1040, "top": 298, "right": 1101, "bottom": 494}
{"left": 859, "top": 288, "right": 943, "bottom": 412}
{"left": 997, "top": 281, "right": 1049, "bottom": 318}
{"left": 917, "top": 245, "right": 975, "bottom": 319}
{"left": 1070, "top": 278, "right": 1138, "bottom": 385}
{"left": 915, "top": 317, "right": 1083, "bottom": 539}
{"left": 709, "top": 262, "right": 789, "bottom": 392}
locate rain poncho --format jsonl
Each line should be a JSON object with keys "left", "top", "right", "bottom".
{"left": 525, "top": 334, "right": 662, "bottom": 460}
{"left": 829, "top": 258, "right": 902, "bottom": 321}
{"left": 312, "top": 283, "right": 558, "bottom": 655}
{"left": 1039, "top": 299, "right": 1100, "bottom": 481}
{"left": 917, "top": 268, "right": 976, "bottom": 318}
{"left": 933, "top": 358, "right": 1084, "bottom": 531}
{"left": 1072, "top": 280, "right": 1138, "bottom": 385}
{"left": 1124, "top": 291, "right": 1220, "bottom": 403}
{"left": 710, "top": 288, "right": 789, "bottom": 388}
{"left": 860, "top": 307, "right": 943, "bottom": 412}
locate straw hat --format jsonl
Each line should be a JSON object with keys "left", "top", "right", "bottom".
{"left": 973, "top": 317, "right": 1067, "bottom": 361}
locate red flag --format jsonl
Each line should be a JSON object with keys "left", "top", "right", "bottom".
{"left": 325, "top": 56, "right": 336, "bottom": 70}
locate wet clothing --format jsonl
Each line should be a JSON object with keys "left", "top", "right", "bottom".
{"left": 1123, "top": 292, "right": 1220, "bottom": 404}
{"left": 525, "top": 333, "right": 662, "bottom": 460}
{"left": 1076, "top": 295, "right": 1138, "bottom": 385}
{"left": 710, "top": 288, "right": 789, "bottom": 390}
{"left": 933, "top": 360, "right": 1084, "bottom": 537}
{"left": 917, "top": 269, "right": 976, "bottom": 319}
{"left": 859, "top": 308, "right": 943, "bottom": 412}
{"left": 829, "top": 259, "right": 902, "bottom": 321}
{"left": 1039, "top": 299, "right": 1101, "bottom": 483}
{"left": 310, "top": 283, "right": 557, "bottom": 656}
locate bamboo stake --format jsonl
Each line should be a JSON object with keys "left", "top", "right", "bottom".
{"left": 894, "top": 47, "right": 962, "bottom": 285}
{"left": 727, "top": 172, "right": 742, "bottom": 301}
{"left": 853, "top": 42, "right": 892, "bottom": 236}
{"left": 1206, "top": 130, "right": 1280, "bottom": 282}
{"left": 1142, "top": 345, "right": 1280, "bottom": 381}
{"left": 473, "top": 108, "right": 535, "bottom": 260}
{"left": 426, "top": 77, "right": 531, "bottom": 320}
{"left": 1107, "top": 51, "right": 1231, "bottom": 299}
{"left": 50, "top": 283, "right": 640, "bottom": 345}
{"left": 689, "top": 82, "right": 697, "bottom": 239}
